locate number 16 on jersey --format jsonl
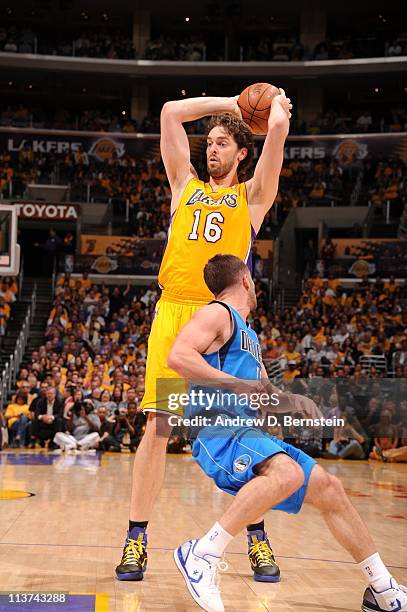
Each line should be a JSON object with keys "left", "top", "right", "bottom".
{"left": 188, "top": 210, "right": 225, "bottom": 243}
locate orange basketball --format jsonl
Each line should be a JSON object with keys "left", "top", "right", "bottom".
{"left": 238, "top": 82, "right": 280, "bottom": 135}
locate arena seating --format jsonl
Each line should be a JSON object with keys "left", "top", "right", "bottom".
{"left": 1, "top": 24, "right": 405, "bottom": 60}
{"left": 1, "top": 105, "right": 405, "bottom": 135}
{"left": 1, "top": 148, "right": 404, "bottom": 242}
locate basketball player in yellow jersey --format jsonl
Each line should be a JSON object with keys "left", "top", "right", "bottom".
{"left": 116, "top": 91, "right": 292, "bottom": 583}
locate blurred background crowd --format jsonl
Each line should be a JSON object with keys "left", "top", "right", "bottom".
{"left": 2, "top": 271, "right": 406, "bottom": 461}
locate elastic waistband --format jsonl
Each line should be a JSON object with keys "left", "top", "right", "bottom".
{"left": 161, "top": 290, "right": 210, "bottom": 306}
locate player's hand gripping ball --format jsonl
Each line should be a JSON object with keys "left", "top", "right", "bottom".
{"left": 238, "top": 83, "right": 291, "bottom": 135}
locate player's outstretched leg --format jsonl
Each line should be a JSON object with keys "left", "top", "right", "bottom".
{"left": 116, "top": 413, "right": 171, "bottom": 581}
{"left": 304, "top": 465, "right": 407, "bottom": 612}
{"left": 174, "top": 536, "right": 227, "bottom": 612}
{"left": 174, "top": 454, "right": 303, "bottom": 610}
{"left": 246, "top": 519, "right": 280, "bottom": 582}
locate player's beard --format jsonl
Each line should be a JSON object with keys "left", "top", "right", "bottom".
{"left": 207, "top": 157, "right": 235, "bottom": 179}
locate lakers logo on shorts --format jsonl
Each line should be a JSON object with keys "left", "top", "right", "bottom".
{"left": 233, "top": 454, "right": 252, "bottom": 473}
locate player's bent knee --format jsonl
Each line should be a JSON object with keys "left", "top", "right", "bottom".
{"left": 307, "top": 467, "right": 345, "bottom": 510}
{"left": 284, "top": 458, "right": 305, "bottom": 494}
{"left": 257, "top": 453, "right": 304, "bottom": 497}
{"left": 328, "top": 473, "right": 346, "bottom": 500}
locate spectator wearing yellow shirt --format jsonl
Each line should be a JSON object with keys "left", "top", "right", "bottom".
{"left": 272, "top": 336, "right": 287, "bottom": 357}
{"left": 57, "top": 272, "right": 75, "bottom": 288}
{"left": 124, "top": 344, "right": 137, "bottom": 364}
{"left": 48, "top": 304, "right": 69, "bottom": 329}
{"left": 327, "top": 276, "right": 339, "bottom": 292}
{"left": 259, "top": 325, "right": 273, "bottom": 347}
{"left": 16, "top": 380, "right": 36, "bottom": 407}
{"left": 310, "top": 276, "right": 324, "bottom": 289}
{"left": 283, "top": 360, "right": 301, "bottom": 383}
{"left": 72, "top": 280, "right": 86, "bottom": 297}
{"left": 282, "top": 342, "right": 302, "bottom": 366}
{"left": 309, "top": 180, "right": 326, "bottom": 200}
{"left": 0, "top": 281, "right": 16, "bottom": 304}
{"left": 314, "top": 323, "right": 327, "bottom": 344}
{"left": 108, "top": 321, "right": 121, "bottom": 342}
{"left": 9, "top": 277, "right": 18, "bottom": 295}
{"left": 0, "top": 296, "right": 10, "bottom": 335}
{"left": 5, "top": 392, "right": 31, "bottom": 447}
{"left": 80, "top": 272, "right": 92, "bottom": 290}
{"left": 358, "top": 331, "right": 375, "bottom": 354}
{"left": 384, "top": 277, "right": 398, "bottom": 293}
{"left": 262, "top": 341, "right": 276, "bottom": 360}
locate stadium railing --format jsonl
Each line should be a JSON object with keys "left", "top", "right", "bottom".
{"left": 0, "top": 52, "right": 406, "bottom": 77}
{"left": 0, "top": 283, "right": 36, "bottom": 410}
{"left": 263, "top": 358, "right": 284, "bottom": 387}
{"left": 359, "top": 354, "right": 388, "bottom": 376}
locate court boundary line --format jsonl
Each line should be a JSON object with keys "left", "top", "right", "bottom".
{"left": 0, "top": 541, "right": 405, "bottom": 570}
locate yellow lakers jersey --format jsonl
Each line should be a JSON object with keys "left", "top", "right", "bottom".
{"left": 158, "top": 178, "right": 253, "bottom": 302}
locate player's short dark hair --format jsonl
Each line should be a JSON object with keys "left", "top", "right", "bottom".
{"left": 204, "top": 254, "right": 248, "bottom": 296}
{"left": 207, "top": 114, "right": 254, "bottom": 180}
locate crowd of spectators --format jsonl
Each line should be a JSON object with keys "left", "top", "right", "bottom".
{"left": 243, "top": 32, "right": 407, "bottom": 61}
{"left": 0, "top": 26, "right": 135, "bottom": 59}
{"left": 145, "top": 35, "right": 207, "bottom": 61}
{"left": 0, "top": 106, "right": 204, "bottom": 134}
{"left": 367, "top": 155, "right": 406, "bottom": 217}
{"left": 261, "top": 276, "right": 407, "bottom": 379}
{"left": 2, "top": 104, "right": 405, "bottom": 135}
{"left": 1, "top": 144, "right": 405, "bottom": 238}
{"left": 0, "top": 106, "right": 149, "bottom": 133}
{"left": 259, "top": 275, "right": 407, "bottom": 460}
{"left": 2, "top": 23, "right": 405, "bottom": 61}
{"left": 1, "top": 274, "right": 152, "bottom": 452}
{"left": 385, "top": 34, "right": 407, "bottom": 57}
{"left": 275, "top": 153, "right": 405, "bottom": 224}
{"left": 294, "top": 107, "right": 407, "bottom": 135}
{"left": 66, "top": 32, "right": 135, "bottom": 59}
{"left": 274, "top": 156, "right": 345, "bottom": 216}
{"left": 0, "top": 25, "right": 36, "bottom": 54}
{"left": 1, "top": 272, "right": 405, "bottom": 462}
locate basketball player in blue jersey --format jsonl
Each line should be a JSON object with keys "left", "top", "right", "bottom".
{"left": 168, "top": 254, "right": 407, "bottom": 612}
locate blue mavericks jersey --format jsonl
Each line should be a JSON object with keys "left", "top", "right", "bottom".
{"left": 186, "top": 301, "right": 262, "bottom": 425}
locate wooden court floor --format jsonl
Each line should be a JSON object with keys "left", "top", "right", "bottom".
{"left": 0, "top": 450, "right": 406, "bottom": 612}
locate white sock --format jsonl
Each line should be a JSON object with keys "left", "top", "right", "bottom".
{"left": 359, "top": 552, "right": 392, "bottom": 592}
{"left": 194, "top": 522, "right": 234, "bottom": 560}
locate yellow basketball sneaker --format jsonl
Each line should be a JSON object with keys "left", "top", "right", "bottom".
{"left": 247, "top": 530, "right": 281, "bottom": 582}
{"left": 115, "top": 527, "right": 147, "bottom": 581}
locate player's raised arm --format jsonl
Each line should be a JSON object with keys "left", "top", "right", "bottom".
{"left": 245, "top": 89, "right": 292, "bottom": 233}
{"left": 168, "top": 303, "right": 232, "bottom": 383}
{"left": 160, "top": 96, "right": 241, "bottom": 197}
{"left": 168, "top": 303, "right": 263, "bottom": 394}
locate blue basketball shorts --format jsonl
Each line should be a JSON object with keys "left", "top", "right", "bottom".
{"left": 192, "top": 426, "right": 317, "bottom": 514}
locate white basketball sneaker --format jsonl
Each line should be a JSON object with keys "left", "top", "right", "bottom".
{"left": 362, "top": 578, "right": 407, "bottom": 611}
{"left": 174, "top": 539, "right": 225, "bottom": 612}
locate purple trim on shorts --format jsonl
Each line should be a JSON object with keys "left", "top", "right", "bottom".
{"left": 245, "top": 225, "right": 257, "bottom": 273}
{"left": 162, "top": 211, "right": 175, "bottom": 252}
{"left": 151, "top": 307, "right": 157, "bottom": 325}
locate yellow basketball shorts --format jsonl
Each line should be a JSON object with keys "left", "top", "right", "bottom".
{"left": 141, "top": 296, "right": 206, "bottom": 415}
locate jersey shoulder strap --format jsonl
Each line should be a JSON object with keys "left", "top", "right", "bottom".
{"left": 208, "top": 300, "right": 238, "bottom": 368}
